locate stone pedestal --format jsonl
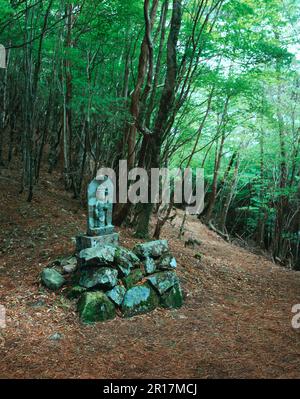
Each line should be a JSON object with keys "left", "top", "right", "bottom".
{"left": 76, "top": 232, "right": 119, "bottom": 252}
{"left": 87, "top": 225, "right": 115, "bottom": 236}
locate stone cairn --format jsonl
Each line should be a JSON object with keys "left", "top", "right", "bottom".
{"left": 41, "top": 177, "right": 183, "bottom": 323}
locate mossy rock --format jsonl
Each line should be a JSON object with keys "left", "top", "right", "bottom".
{"left": 121, "top": 283, "right": 159, "bottom": 318}
{"left": 106, "top": 285, "right": 126, "bottom": 306}
{"left": 79, "top": 267, "right": 118, "bottom": 289}
{"left": 122, "top": 269, "right": 144, "bottom": 289}
{"left": 133, "top": 240, "right": 169, "bottom": 259}
{"left": 41, "top": 268, "right": 65, "bottom": 291}
{"left": 115, "top": 247, "right": 141, "bottom": 277}
{"left": 66, "top": 285, "right": 87, "bottom": 300}
{"left": 160, "top": 283, "right": 183, "bottom": 309}
{"left": 77, "top": 291, "right": 116, "bottom": 323}
{"left": 147, "top": 271, "right": 178, "bottom": 295}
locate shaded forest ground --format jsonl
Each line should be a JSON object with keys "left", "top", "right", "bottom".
{"left": 0, "top": 167, "right": 300, "bottom": 379}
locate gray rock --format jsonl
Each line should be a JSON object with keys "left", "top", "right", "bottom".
{"left": 77, "top": 291, "right": 116, "bottom": 323}
{"left": 121, "top": 283, "right": 159, "bottom": 318}
{"left": 78, "top": 245, "right": 116, "bottom": 267}
{"left": 133, "top": 240, "right": 169, "bottom": 259}
{"left": 106, "top": 285, "right": 126, "bottom": 306}
{"left": 79, "top": 267, "right": 118, "bottom": 289}
{"left": 41, "top": 268, "right": 65, "bottom": 291}
{"left": 157, "top": 254, "right": 177, "bottom": 270}
{"left": 114, "top": 247, "right": 141, "bottom": 277}
{"left": 147, "top": 271, "right": 178, "bottom": 295}
{"left": 49, "top": 332, "right": 63, "bottom": 341}
{"left": 144, "top": 256, "right": 156, "bottom": 274}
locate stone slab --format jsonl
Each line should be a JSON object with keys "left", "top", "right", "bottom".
{"left": 76, "top": 232, "right": 119, "bottom": 251}
{"left": 87, "top": 225, "right": 115, "bottom": 236}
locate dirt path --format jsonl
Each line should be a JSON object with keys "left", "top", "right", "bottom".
{"left": 1, "top": 168, "right": 300, "bottom": 378}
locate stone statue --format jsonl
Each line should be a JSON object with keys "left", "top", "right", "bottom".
{"left": 76, "top": 176, "right": 119, "bottom": 250}
{"left": 87, "top": 177, "right": 114, "bottom": 235}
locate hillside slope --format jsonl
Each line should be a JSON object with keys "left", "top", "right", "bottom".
{"left": 0, "top": 167, "right": 300, "bottom": 379}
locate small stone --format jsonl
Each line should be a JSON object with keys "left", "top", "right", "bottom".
{"left": 79, "top": 267, "right": 118, "bottom": 289}
{"left": 133, "top": 240, "right": 169, "bottom": 259}
{"left": 121, "top": 284, "right": 159, "bottom": 318}
{"left": 160, "top": 284, "right": 183, "bottom": 309}
{"left": 60, "top": 255, "right": 77, "bottom": 267}
{"left": 77, "top": 291, "right": 116, "bottom": 323}
{"left": 147, "top": 271, "right": 178, "bottom": 295}
{"left": 144, "top": 257, "right": 156, "bottom": 274}
{"left": 41, "top": 268, "right": 65, "bottom": 291}
{"left": 49, "top": 332, "right": 63, "bottom": 341}
{"left": 117, "top": 263, "right": 132, "bottom": 277}
{"left": 106, "top": 285, "right": 126, "bottom": 306}
{"left": 78, "top": 245, "right": 116, "bottom": 267}
{"left": 122, "top": 269, "right": 144, "bottom": 289}
{"left": 158, "top": 254, "right": 177, "bottom": 270}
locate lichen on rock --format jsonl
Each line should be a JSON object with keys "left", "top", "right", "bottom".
{"left": 77, "top": 291, "right": 116, "bottom": 323}
{"left": 133, "top": 240, "right": 169, "bottom": 259}
{"left": 121, "top": 283, "right": 159, "bottom": 317}
{"left": 79, "top": 267, "right": 118, "bottom": 289}
{"left": 147, "top": 271, "right": 178, "bottom": 295}
{"left": 41, "top": 268, "right": 65, "bottom": 291}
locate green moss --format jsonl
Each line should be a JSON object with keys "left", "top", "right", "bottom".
{"left": 77, "top": 291, "right": 116, "bottom": 323}
{"left": 122, "top": 269, "right": 144, "bottom": 289}
{"left": 121, "top": 283, "right": 159, "bottom": 318}
{"left": 194, "top": 252, "right": 202, "bottom": 260}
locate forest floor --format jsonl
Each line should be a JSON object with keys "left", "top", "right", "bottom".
{"left": 1, "top": 167, "right": 300, "bottom": 379}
